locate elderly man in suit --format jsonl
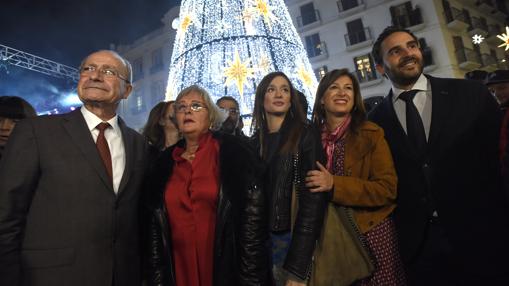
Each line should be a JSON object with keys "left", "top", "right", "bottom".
{"left": 0, "top": 50, "right": 149, "bottom": 286}
{"left": 368, "top": 26, "right": 509, "bottom": 285}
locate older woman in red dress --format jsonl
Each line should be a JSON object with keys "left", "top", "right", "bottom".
{"left": 144, "top": 85, "right": 270, "bottom": 286}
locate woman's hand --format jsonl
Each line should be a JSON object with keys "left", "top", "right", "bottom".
{"left": 305, "top": 161, "right": 333, "bottom": 193}
{"left": 286, "top": 280, "right": 306, "bottom": 286}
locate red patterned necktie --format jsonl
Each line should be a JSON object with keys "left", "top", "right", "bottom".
{"left": 96, "top": 122, "right": 113, "bottom": 184}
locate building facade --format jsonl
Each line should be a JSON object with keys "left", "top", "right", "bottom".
{"left": 285, "top": 0, "right": 508, "bottom": 100}
{"left": 115, "top": 6, "right": 180, "bottom": 131}
{"left": 117, "top": 1, "right": 508, "bottom": 130}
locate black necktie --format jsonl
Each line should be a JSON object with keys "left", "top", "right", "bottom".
{"left": 96, "top": 122, "right": 113, "bottom": 184}
{"left": 399, "top": 90, "right": 427, "bottom": 157}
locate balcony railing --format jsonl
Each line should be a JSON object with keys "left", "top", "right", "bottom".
{"left": 297, "top": 10, "right": 321, "bottom": 28}
{"left": 481, "top": 53, "right": 498, "bottom": 71}
{"left": 455, "top": 47, "right": 482, "bottom": 70}
{"left": 392, "top": 8, "right": 423, "bottom": 29}
{"left": 354, "top": 69, "right": 378, "bottom": 84}
{"left": 337, "top": 0, "right": 364, "bottom": 13}
{"left": 468, "top": 17, "right": 488, "bottom": 35}
{"left": 307, "top": 41, "right": 328, "bottom": 59}
{"left": 422, "top": 47, "right": 434, "bottom": 67}
{"left": 445, "top": 7, "right": 470, "bottom": 31}
{"left": 345, "top": 27, "right": 372, "bottom": 46}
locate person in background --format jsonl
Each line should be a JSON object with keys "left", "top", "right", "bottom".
{"left": 216, "top": 96, "right": 246, "bottom": 138}
{"left": 0, "top": 50, "right": 149, "bottom": 286}
{"left": 250, "top": 71, "right": 327, "bottom": 286}
{"left": 369, "top": 26, "right": 509, "bottom": 285}
{"left": 144, "top": 85, "right": 269, "bottom": 286}
{"left": 0, "top": 96, "right": 36, "bottom": 160}
{"left": 143, "top": 100, "right": 180, "bottom": 151}
{"left": 463, "top": 69, "right": 488, "bottom": 83}
{"left": 306, "top": 68, "right": 406, "bottom": 284}
{"left": 487, "top": 70, "right": 509, "bottom": 198}
{"left": 486, "top": 69, "right": 509, "bottom": 110}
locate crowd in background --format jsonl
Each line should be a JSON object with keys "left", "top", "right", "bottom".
{"left": 1, "top": 25, "right": 509, "bottom": 286}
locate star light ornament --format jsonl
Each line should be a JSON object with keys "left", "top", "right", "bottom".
{"left": 297, "top": 64, "right": 315, "bottom": 89}
{"left": 223, "top": 50, "right": 255, "bottom": 100}
{"left": 497, "top": 26, "right": 509, "bottom": 51}
{"left": 244, "top": 0, "right": 278, "bottom": 30}
{"left": 472, "top": 34, "right": 485, "bottom": 45}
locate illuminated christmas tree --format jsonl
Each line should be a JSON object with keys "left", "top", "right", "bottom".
{"left": 166, "top": 0, "right": 318, "bottom": 117}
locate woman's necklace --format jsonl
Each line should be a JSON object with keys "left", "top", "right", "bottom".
{"left": 183, "top": 144, "right": 199, "bottom": 161}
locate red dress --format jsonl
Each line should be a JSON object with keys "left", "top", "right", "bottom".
{"left": 165, "top": 132, "right": 220, "bottom": 286}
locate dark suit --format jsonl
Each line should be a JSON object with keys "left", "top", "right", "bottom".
{"left": 0, "top": 110, "right": 149, "bottom": 286}
{"left": 369, "top": 75, "right": 509, "bottom": 284}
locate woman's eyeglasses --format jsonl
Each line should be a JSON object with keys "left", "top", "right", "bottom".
{"left": 175, "top": 102, "right": 208, "bottom": 113}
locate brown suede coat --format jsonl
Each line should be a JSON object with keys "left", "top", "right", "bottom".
{"left": 331, "top": 121, "right": 397, "bottom": 233}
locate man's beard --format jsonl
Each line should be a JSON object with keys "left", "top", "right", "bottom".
{"left": 385, "top": 56, "right": 423, "bottom": 88}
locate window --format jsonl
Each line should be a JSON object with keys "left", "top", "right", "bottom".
{"left": 419, "top": 38, "right": 433, "bottom": 67}
{"left": 150, "top": 48, "right": 163, "bottom": 74}
{"left": 314, "top": 66, "right": 328, "bottom": 80}
{"left": 346, "top": 19, "right": 366, "bottom": 46}
{"left": 353, "top": 54, "right": 377, "bottom": 83}
{"left": 390, "top": 2, "right": 423, "bottom": 28}
{"left": 339, "top": 0, "right": 361, "bottom": 12}
{"left": 130, "top": 88, "right": 146, "bottom": 114}
{"left": 151, "top": 81, "right": 165, "bottom": 104}
{"left": 305, "top": 33, "right": 323, "bottom": 58}
{"left": 132, "top": 58, "right": 144, "bottom": 81}
{"left": 300, "top": 2, "right": 318, "bottom": 26}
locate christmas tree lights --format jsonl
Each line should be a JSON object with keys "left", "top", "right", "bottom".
{"left": 166, "top": 0, "right": 318, "bottom": 117}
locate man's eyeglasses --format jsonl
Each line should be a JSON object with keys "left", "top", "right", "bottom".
{"left": 175, "top": 102, "right": 208, "bottom": 113}
{"left": 80, "top": 65, "right": 130, "bottom": 83}
{"left": 220, "top": 107, "right": 239, "bottom": 115}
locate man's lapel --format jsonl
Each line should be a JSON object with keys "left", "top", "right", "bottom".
{"left": 117, "top": 117, "right": 132, "bottom": 195}
{"left": 62, "top": 109, "right": 114, "bottom": 192}
{"left": 381, "top": 90, "right": 418, "bottom": 161}
{"left": 427, "top": 76, "right": 449, "bottom": 151}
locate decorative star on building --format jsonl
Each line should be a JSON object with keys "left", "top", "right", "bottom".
{"left": 223, "top": 50, "right": 255, "bottom": 99}
{"left": 297, "top": 64, "right": 314, "bottom": 89}
{"left": 497, "top": 26, "right": 509, "bottom": 51}
{"left": 472, "top": 34, "right": 484, "bottom": 45}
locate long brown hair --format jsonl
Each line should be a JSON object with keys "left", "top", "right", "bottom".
{"left": 142, "top": 101, "right": 174, "bottom": 149}
{"left": 252, "top": 72, "right": 306, "bottom": 157}
{"left": 311, "top": 69, "right": 366, "bottom": 133}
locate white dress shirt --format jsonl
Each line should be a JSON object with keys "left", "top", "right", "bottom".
{"left": 391, "top": 73, "right": 433, "bottom": 140}
{"left": 81, "top": 106, "right": 125, "bottom": 193}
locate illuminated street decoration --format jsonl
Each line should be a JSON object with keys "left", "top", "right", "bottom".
{"left": 497, "top": 26, "right": 509, "bottom": 51}
{"left": 472, "top": 34, "right": 484, "bottom": 45}
{"left": 165, "top": 0, "right": 318, "bottom": 116}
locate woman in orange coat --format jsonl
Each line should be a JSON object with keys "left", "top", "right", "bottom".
{"left": 305, "top": 69, "right": 406, "bottom": 285}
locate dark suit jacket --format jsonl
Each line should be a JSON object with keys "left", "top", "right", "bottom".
{"left": 369, "top": 75, "right": 509, "bottom": 277}
{"left": 0, "top": 109, "right": 149, "bottom": 286}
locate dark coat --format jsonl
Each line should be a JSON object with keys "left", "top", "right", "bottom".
{"left": 144, "top": 132, "right": 270, "bottom": 286}
{"left": 251, "top": 122, "right": 328, "bottom": 281}
{"left": 0, "top": 109, "right": 149, "bottom": 286}
{"left": 369, "top": 75, "right": 509, "bottom": 277}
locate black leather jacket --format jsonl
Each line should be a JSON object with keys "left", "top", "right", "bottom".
{"left": 143, "top": 132, "right": 270, "bottom": 286}
{"left": 251, "top": 123, "right": 328, "bottom": 280}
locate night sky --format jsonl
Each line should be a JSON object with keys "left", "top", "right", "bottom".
{"left": 0, "top": 0, "right": 180, "bottom": 112}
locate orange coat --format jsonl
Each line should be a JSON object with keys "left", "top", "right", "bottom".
{"left": 331, "top": 121, "right": 397, "bottom": 233}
